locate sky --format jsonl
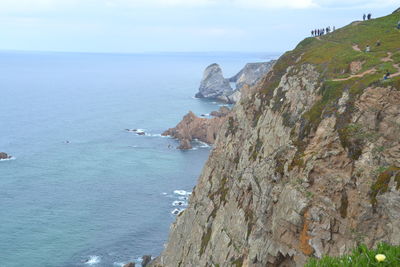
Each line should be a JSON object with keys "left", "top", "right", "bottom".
{"left": 0, "top": 0, "right": 398, "bottom": 53}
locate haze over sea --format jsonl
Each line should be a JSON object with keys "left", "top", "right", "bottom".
{"left": 0, "top": 51, "right": 278, "bottom": 267}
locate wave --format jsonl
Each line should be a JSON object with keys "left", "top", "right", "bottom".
{"left": 172, "top": 200, "right": 188, "bottom": 207}
{"left": 193, "top": 139, "right": 211, "bottom": 148}
{"left": 171, "top": 208, "right": 184, "bottom": 215}
{"left": 84, "top": 255, "right": 101, "bottom": 265}
{"left": 173, "top": 190, "right": 192, "bottom": 196}
{"left": 0, "top": 157, "right": 16, "bottom": 162}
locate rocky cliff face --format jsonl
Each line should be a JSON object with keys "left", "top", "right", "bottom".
{"left": 152, "top": 10, "right": 400, "bottom": 267}
{"left": 162, "top": 108, "right": 230, "bottom": 150}
{"left": 230, "top": 61, "right": 276, "bottom": 91}
{"left": 196, "top": 61, "right": 275, "bottom": 104}
{"left": 196, "top": 64, "right": 233, "bottom": 101}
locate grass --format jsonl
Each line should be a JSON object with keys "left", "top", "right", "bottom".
{"left": 306, "top": 243, "right": 400, "bottom": 267}
{"left": 257, "top": 12, "right": 400, "bottom": 160}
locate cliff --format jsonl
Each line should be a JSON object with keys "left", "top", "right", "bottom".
{"left": 152, "top": 10, "right": 400, "bottom": 266}
{"left": 162, "top": 108, "right": 230, "bottom": 150}
{"left": 196, "top": 61, "right": 275, "bottom": 104}
{"left": 229, "top": 61, "right": 277, "bottom": 91}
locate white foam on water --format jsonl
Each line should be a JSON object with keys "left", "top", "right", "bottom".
{"left": 171, "top": 208, "right": 184, "bottom": 215}
{"left": 162, "top": 192, "right": 168, "bottom": 195}
{"left": 172, "top": 200, "right": 188, "bottom": 207}
{"left": 113, "top": 262, "right": 125, "bottom": 267}
{"left": 193, "top": 140, "right": 211, "bottom": 148}
{"left": 173, "top": 190, "right": 191, "bottom": 196}
{"left": 84, "top": 255, "right": 101, "bottom": 265}
{"left": 0, "top": 157, "right": 16, "bottom": 162}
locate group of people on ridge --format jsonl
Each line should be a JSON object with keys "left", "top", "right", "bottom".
{"left": 311, "top": 26, "right": 335, "bottom": 37}
{"left": 363, "top": 13, "right": 372, "bottom": 20}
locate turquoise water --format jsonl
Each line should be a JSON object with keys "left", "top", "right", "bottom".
{"left": 0, "top": 51, "right": 279, "bottom": 267}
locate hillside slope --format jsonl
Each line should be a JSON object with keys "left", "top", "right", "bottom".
{"left": 151, "top": 10, "right": 400, "bottom": 266}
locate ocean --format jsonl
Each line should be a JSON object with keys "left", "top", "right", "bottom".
{"left": 0, "top": 51, "right": 279, "bottom": 267}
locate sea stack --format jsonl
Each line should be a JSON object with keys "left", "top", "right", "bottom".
{"left": 195, "top": 63, "right": 233, "bottom": 102}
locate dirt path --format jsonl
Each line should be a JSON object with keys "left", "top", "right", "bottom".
{"left": 352, "top": 44, "right": 361, "bottom": 52}
{"left": 390, "top": 63, "right": 400, "bottom": 77}
{"left": 332, "top": 68, "right": 377, "bottom": 81}
{"left": 381, "top": 52, "right": 393, "bottom": 62}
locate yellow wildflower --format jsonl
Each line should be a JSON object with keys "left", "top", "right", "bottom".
{"left": 375, "top": 254, "right": 386, "bottom": 262}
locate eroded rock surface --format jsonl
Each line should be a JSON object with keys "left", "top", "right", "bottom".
{"left": 162, "top": 109, "right": 230, "bottom": 150}
{"left": 195, "top": 64, "right": 233, "bottom": 101}
{"left": 151, "top": 11, "right": 400, "bottom": 267}
{"left": 229, "top": 61, "right": 276, "bottom": 91}
{"left": 152, "top": 61, "right": 400, "bottom": 267}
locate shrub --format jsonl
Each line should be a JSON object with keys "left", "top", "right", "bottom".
{"left": 306, "top": 243, "right": 400, "bottom": 267}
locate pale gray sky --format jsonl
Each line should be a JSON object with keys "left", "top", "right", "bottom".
{"left": 0, "top": 0, "right": 398, "bottom": 53}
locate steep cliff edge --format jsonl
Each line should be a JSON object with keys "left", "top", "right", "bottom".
{"left": 152, "top": 11, "right": 400, "bottom": 266}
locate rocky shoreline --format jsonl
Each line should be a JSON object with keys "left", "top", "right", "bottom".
{"left": 148, "top": 8, "right": 400, "bottom": 267}
{"left": 162, "top": 107, "right": 231, "bottom": 150}
{"left": 163, "top": 60, "right": 275, "bottom": 150}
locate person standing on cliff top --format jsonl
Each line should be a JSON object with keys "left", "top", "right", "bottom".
{"left": 367, "top": 13, "right": 372, "bottom": 20}
{"left": 363, "top": 14, "right": 366, "bottom": 20}
{"left": 311, "top": 30, "right": 314, "bottom": 36}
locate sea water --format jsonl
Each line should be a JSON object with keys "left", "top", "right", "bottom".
{"left": 0, "top": 51, "right": 279, "bottom": 267}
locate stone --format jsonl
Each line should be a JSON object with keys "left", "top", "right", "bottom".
{"left": 178, "top": 139, "right": 192, "bottom": 150}
{"left": 0, "top": 152, "right": 10, "bottom": 160}
{"left": 123, "top": 263, "right": 135, "bottom": 267}
{"left": 229, "top": 61, "right": 276, "bottom": 91}
{"left": 163, "top": 110, "right": 230, "bottom": 150}
{"left": 195, "top": 64, "right": 233, "bottom": 99}
{"left": 141, "top": 255, "right": 152, "bottom": 267}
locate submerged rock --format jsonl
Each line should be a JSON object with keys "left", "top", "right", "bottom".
{"left": 141, "top": 255, "right": 152, "bottom": 267}
{"left": 210, "top": 106, "right": 230, "bottom": 118}
{"left": 0, "top": 152, "right": 11, "bottom": 160}
{"left": 195, "top": 64, "right": 233, "bottom": 100}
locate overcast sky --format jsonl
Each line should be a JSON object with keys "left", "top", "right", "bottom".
{"left": 0, "top": 0, "right": 398, "bottom": 53}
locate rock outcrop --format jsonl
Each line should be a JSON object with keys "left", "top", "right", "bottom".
{"left": 0, "top": 152, "right": 11, "bottom": 160}
{"left": 229, "top": 61, "right": 276, "bottom": 91}
{"left": 151, "top": 10, "right": 400, "bottom": 267}
{"left": 195, "top": 61, "right": 275, "bottom": 104}
{"left": 195, "top": 64, "right": 233, "bottom": 101}
{"left": 162, "top": 109, "right": 230, "bottom": 150}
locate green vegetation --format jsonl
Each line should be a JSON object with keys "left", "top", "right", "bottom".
{"left": 199, "top": 227, "right": 212, "bottom": 256}
{"left": 256, "top": 12, "right": 400, "bottom": 161}
{"left": 306, "top": 243, "right": 400, "bottom": 267}
{"left": 370, "top": 166, "right": 400, "bottom": 210}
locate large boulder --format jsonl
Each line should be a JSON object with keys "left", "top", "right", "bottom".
{"left": 141, "top": 255, "right": 152, "bottom": 267}
{"left": 0, "top": 152, "right": 11, "bottom": 160}
{"left": 195, "top": 64, "right": 233, "bottom": 100}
